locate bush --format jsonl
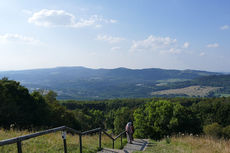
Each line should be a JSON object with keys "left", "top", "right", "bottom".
{"left": 165, "top": 136, "right": 171, "bottom": 144}
{"left": 203, "top": 123, "right": 222, "bottom": 138}
{"left": 222, "top": 125, "right": 230, "bottom": 139}
{"left": 133, "top": 100, "right": 197, "bottom": 140}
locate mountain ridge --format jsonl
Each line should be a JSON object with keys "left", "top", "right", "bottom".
{"left": 0, "top": 66, "right": 221, "bottom": 100}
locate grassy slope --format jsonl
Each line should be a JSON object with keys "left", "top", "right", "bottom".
{"left": 0, "top": 129, "right": 127, "bottom": 153}
{"left": 151, "top": 85, "right": 221, "bottom": 97}
{"left": 135, "top": 136, "right": 230, "bottom": 153}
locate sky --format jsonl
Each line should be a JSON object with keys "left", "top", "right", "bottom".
{"left": 0, "top": 0, "right": 230, "bottom": 72}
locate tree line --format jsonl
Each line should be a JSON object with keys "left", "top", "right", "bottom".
{"left": 0, "top": 78, "right": 80, "bottom": 130}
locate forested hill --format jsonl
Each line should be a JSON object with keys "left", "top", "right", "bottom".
{"left": 0, "top": 66, "right": 217, "bottom": 82}
{"left": 0, "top": 67, "right": 219, "bottom": 99}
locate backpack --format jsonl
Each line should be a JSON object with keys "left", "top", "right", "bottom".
{"left": 126, "top": 122, "right": 133, "bottom": 133}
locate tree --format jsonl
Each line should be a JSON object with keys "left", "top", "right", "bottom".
{"left": 0, "top": 78, "right": 34, "bottom": 129}
{"left": 133, "top": 106, "right": 148, "bottom": 138}
{"left": 44, "top": 90, "right": 58, "bottom": 104}
{"left": 105, "top": 110, "right": 115, "bottom": 130}
{"left": 89, "top": 110, "right": 105, "bottom": 128}
{"left": 114, "top": 107, "right": 133, "bottom": 134}
{"left": 134, "top": 100, "right": 199, "bottom": 139}
{"left": 0, "top": 78, "right": 80, "bottom": 130}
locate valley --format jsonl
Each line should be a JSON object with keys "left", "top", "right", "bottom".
{"left": 0, "top": 66, "right": 224, "bottom": 100}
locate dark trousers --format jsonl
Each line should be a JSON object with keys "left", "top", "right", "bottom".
{"left": 127, "top": 132, "right": 133, "bottom": 143}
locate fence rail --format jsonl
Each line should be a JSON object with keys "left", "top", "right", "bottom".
{"left": 0, "top": 126, "right": 126, "bottom": 153}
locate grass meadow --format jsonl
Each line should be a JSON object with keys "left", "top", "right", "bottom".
{"left": 135, "top": 135, "right": 230, "bottom": 153}
{"left": 0, "top": 129, "right": 127, "bottom": 153}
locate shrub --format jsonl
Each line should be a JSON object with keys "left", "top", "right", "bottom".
{"left": 222, "top": 125, "right": 230, "bottom": 139}
{"left": 203, "top": 122, "right": 222, "bottom": 138}
{"left": 165, "top": 136, "right": 171, "bottom": 144}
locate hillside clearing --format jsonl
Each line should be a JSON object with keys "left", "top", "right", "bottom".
{"left": 151, "top": 85, "right": 221, "bottom": 97}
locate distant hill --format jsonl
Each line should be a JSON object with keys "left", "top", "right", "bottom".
{"left": 0, "top": 67, "right": 220, "bottom": 99}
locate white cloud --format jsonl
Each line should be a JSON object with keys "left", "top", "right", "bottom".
{"left": 111, "top": 46, "right": 121, "bottom": 51}
{"left": 0, "top": 33, "right": 39, "bottom": 44}
{"left": 166, "top": 48, "right": 181, "bottom": 54}
{"left": 97, "top": 35, "right": 125, "bottom": 43}
{"left": 183, "top": 42, "right": 189, "bottom": 48}
{"left": 130, "top": 35, "right": 183, "bottom": 54}
{"left": 28, "top": 9, "right": 116, "bottom": 28}
{"left": 206, "top": 43, "right": 219, "bottom": 48}
{"left": 28, "top": 9, "right": 75, "bottom": 27}
{"left": 72, "top": 15, "right": 115, "bottom": 28}
{"left": 110, "top": 19, "right": 117, "bottom": 23}
{"left": 95, "top": 24, "right": 102, "bottom": 28}
{"left": 199, "top": 52, "right": 205, "bottom": 56}
{"left": 220, "top": 25, "right": 229, "bottom": 30}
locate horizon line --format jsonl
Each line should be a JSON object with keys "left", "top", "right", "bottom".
{"left": 0, "top": 65, "right": 224, "bottom": 73}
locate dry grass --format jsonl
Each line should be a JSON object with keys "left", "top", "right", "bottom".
{"left": 151, "top": 85, "right": 221, "bottom": 97}
{"left": 135, "top": 135, "right": 230, "bottom": 153}
{"left": 0, "top": 129, "right": 126, "bottom": 153}
{"left": 172, "top": 135, "right": 230, "bottom": 153}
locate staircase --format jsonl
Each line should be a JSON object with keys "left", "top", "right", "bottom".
{"left": 0, "top": 126, "right": 147, "bottom": 153}
{"left": 98, "top": 139, "right": 148, "bottom": 153}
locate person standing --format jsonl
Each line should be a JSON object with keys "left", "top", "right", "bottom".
{"left": 131, "top": 123, "right": 134, "bottom": 141}
{"left": 126, "top": 122, "right": 134, "bottom": 144}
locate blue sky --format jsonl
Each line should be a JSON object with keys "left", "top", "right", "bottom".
{"left": 0, "top": 0, "right": 230, "bottom": 72}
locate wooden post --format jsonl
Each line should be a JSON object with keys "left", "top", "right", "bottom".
{"left": 62, "top": 131, "right": 67, "bottom": 153}
{"left": 112, "top": 139, "right": 114, "bottom": 149}
{"left": 17, "top": 140, "right": 22, "bottom": 153}
{"left": 99, "top": 130, "right": 101, "bottom": 150}
{"left": 79, "top": 134, "right": 82, "bottom": 153}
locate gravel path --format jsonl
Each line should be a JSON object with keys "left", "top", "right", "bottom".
{"left": 98, "top": 139, "right": 148, "bottom": 153}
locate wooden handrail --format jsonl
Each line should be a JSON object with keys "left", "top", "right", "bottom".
{"left": 102, "top": 130, "right": 126, "bottom": 149}
{"left": 103, "top": 130, "right": 114, "bottom": 140}
{"left": 0, "top": 126, "right": 126, "bottom": 152}
{"left": 81, "top": 127, "right": 101, "bottom": 135}
{"left": 65, "top": 126, "right": 82, "bottom": 135}
{"left": 114, "top": 131, "right": 126, "bottom": 140}
{"left": 0, "top": 126, "right": 66, "bottom": 146}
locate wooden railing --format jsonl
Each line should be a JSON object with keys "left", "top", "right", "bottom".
{"left": 0, "top": 126, "right": 126, "bottom": 153}
{"left": 103, "top": 130, "right": 126, "bottom": 149}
